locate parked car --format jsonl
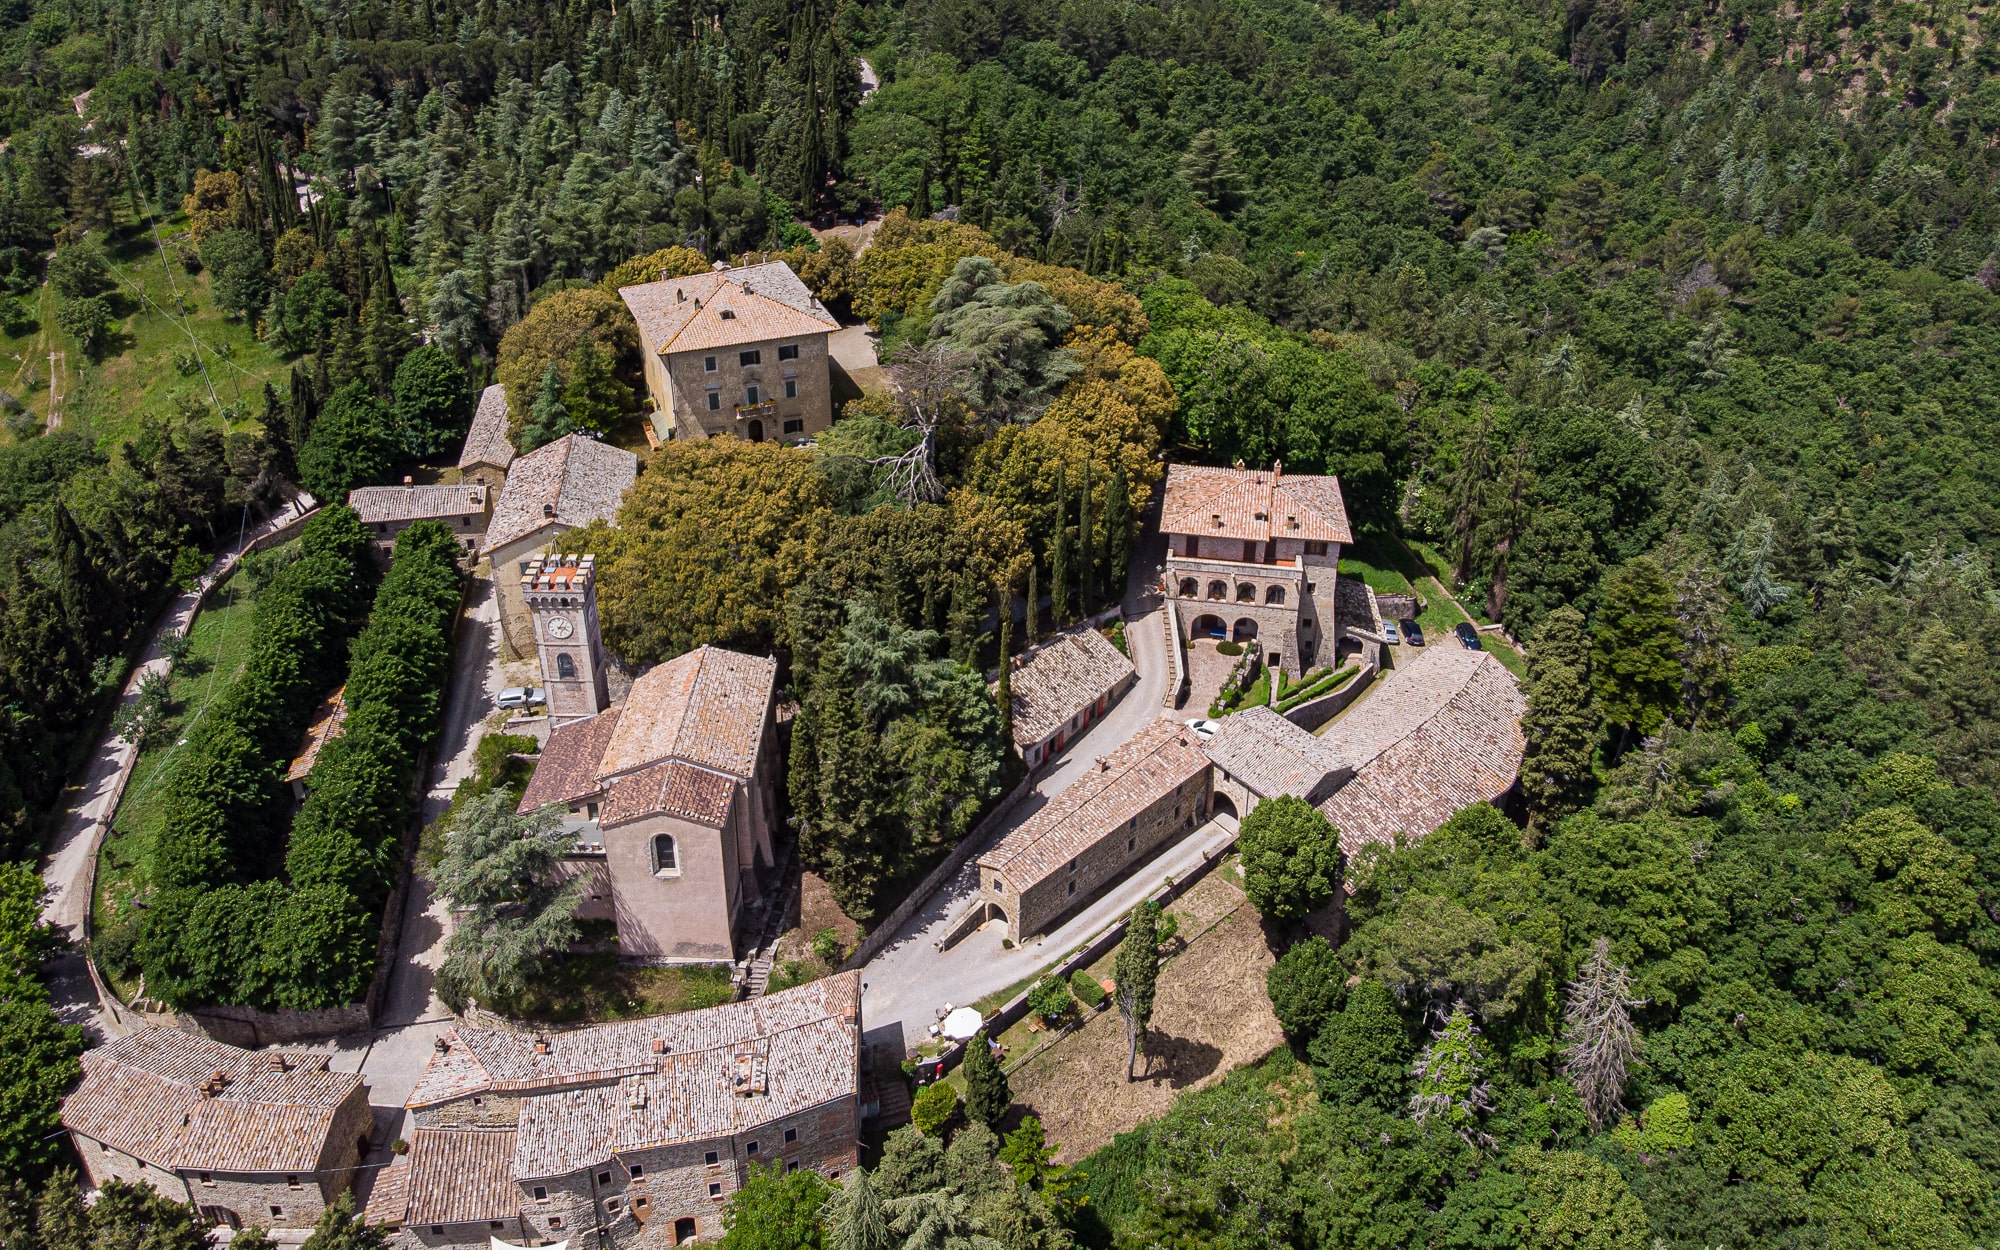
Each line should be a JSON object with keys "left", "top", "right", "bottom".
{"left": 1381, "top": 618, "right": 1401, "bottom": 645}
{"left": 1454, "top": 622, "right": 1482, "bottom": 650}
{"left": 1401, "top": 618, "right": 1425, "bottom": 646}
{"left": 1184, "top": 718, "right": 1222, "bottom": 741}
{"left": 497, "top": 686, "right": 546, "bottom": 710}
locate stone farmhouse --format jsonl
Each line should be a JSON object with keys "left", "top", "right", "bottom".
{"left": 482, "top": 434, "right": 638, "bottom": 659}
{"left": 1317, "top": 643, "right": 1527, "bottom": 865}
{"left": 619, "top": 261, "right": 839, "bottom": 447}
{"left": 347, "top": 482, "right": 490, "bottom": 565}
{"left": 1162, "top": 462, "right": 1351, "bottom": 678}
{"left": 1002, "top": 627, "right": 1137, "bottom": 771}
{"left": 62, "top": 1027, "right": 372, "bottom": 1231}
{"left": 517, "top": 645, "right": 780, "bottom": 963}
{"left": 366, "top": 974, "right": 862, "bottom": 1250}
{"left": 970, "top": 720, "right": 1212, "bottom": 944}
{"left": 458, "top": 383, "right": 516, "bottom": 489}
{"left": 1203, "top": 704, "right": 1350, "bottom": 815}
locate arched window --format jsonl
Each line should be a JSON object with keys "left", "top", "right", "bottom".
{"left": 652, "top": 835, "right": 678, "bottom": 876}
{"left": 1178, "top": 577, "right": 1198, "bottom": 598}
{"left": 1236, "top": 583, "right": 1255, "bottom": 602}
{"left": 556, "top": 653, "right": 576, "bottom": 679}
{"left": 1265, "top": 585, "right": 1286, "bottom": 605}
{"left": 1207, "top": 580, "right": 1227, "bottom": 600}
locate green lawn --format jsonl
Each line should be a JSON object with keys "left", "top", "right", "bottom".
{"left": 1341, "top": 530, "right": 1527, "bottom": 678}
{"left": 3, "top": 212, "right": 290, "bottom": 453}
{"left": 93, "top": 565, "right": 267, "bottom": 995}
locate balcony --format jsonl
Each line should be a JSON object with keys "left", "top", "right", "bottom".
{"left": 1164, "top": 552, "right": 1304, "bottom": 580}
{"left": 733, "top": 401, "right": 777, "bottom": 420}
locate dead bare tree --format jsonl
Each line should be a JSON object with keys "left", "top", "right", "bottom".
{"left": 1560, "top": 937, "right": 1647, "bottom": 1131}
{"left": 866, "top": 342, "right": 974, "bottom": 507}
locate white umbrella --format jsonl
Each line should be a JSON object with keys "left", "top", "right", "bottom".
{"left": 940, "top": 1006, "right": 984, "bottom": 1040}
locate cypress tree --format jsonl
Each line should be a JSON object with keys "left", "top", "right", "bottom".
{"left": 1520, "top": 604, "right": 1598, "bottom": 832}
{"left": 1049, "top": 463, "right": 1071, "bottom": 626}
{"left": 962, "top": 1030, "right": 1011, "bottom": 1128}
{"left": 1026, "top": 565, "right": 1039, "bottom": 642}
{"left": 1115, "top": 902, "right": 1158, "bottom": 1080}
{"left": 1079, "top": 458, "right": 1094, "bottom": 615}
{"left": 994, "top": 600, "right": 1014, "bottom": 747}
{"left": 1103, "top": 458, "right": 1132, "bottom": 593}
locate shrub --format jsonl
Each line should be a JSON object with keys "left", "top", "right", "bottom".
{"left": 1216, "top": 640, "right": 1243, "bottom": 656}
{"left": 1266, "top": 936, "right": 1345, "bottom": 1038}
{"left": 910, "top": 1081, "right": 959, "bottom": 1135}
{"left": 1029, "top": 974, "right": 1075, "bottom": 1026}
{"left": 1070, "top": 970, "right": 1107, "bottom": 1010}
{"left": 1238, "top": 795, "right": 1343, "bottom": 925}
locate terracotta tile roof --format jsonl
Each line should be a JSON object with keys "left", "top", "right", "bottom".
{"left": 348, "top": 484, "right": 488, "bottom": 526}
{"left": 401, "top": 1129, "right": 521, "bottom": 1225}
{"left": 362, "top": 1150, "right": 411, "bottom": 1225}
{"left": 597, "top": 647, "right": 776, "bottom": 782}
{"left": 1203, "top": 705, "right": 1349, "bottom": 803}
{"left": 403, "top": 975, "right": 862, "bottom": 1183}
{"left": 1003, "top": 628, "right": 1136, "bottom": 748}
{"left": 458, "top": 384, "right": 516, "bottom": 472}
{"left": 1316, "top": 647, "right": 1526, "bottom": 866}
{"left": 286, "top": 686, "right": 348, "bottom": 783}
{"left": 63, "top": 1027, "right": 363, "bottom": 1174}
{"left": 1158, "top": 464, "right": 1352, "bottom": 545}
{"left": 980, "top": 720, "right": 1209, "bottom": 890}
{"left": 518, "top": 710, "right": 624, "bottom": 813}
{"left": 482, "top": 435, "right": 637, "bottom": 555}
{"left": 619, "top": 261, "right": 837, "bottom": 358}
{"left": 600, "top": 759, "right": 736, "bottom": 829}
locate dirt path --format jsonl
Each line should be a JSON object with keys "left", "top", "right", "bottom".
{"left": 1003, "top": 872, "right": 1286, "bottom": 1163}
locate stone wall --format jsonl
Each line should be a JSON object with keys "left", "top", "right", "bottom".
{"left": 1003, "top": 769, "right": 1213, "bottom": 942}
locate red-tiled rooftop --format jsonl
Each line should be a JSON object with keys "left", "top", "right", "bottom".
{"left": 1159, "top": 463, "right": 1352, "bottom": 545}
{"left": 597, "top": 646, "right": 777, "bottom": 782}
{"left": 518, "top": 709, "right": 623, "bottom": 812}
{"left": 619, "top": 261, "right": 837, "bottom": 357}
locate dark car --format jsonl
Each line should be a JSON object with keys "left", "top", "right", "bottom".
{"left": 1454, "top": 622, "right": 1481, "bottom": 650}
{"left": 1400, "top": 618, "right": 1425, "bottom": 647}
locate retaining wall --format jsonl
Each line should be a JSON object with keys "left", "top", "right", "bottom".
{"left": 1280, "top": 661, "right": 1377, "bottom": 731}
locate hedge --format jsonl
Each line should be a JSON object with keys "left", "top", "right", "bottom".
{"left": 136, "top": 516, "right": 462, "bottom": 1011}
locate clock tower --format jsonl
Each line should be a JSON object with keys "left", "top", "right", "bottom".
{"left": 522, "top": 554, "right": 609, "bottom": 721}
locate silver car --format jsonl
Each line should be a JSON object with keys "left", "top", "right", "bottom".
{"left": 497, "top": 686, "right": 546, "bottom": 710}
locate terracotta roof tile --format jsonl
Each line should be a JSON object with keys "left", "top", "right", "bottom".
{"left": 1316, "top": 647, "right": 1526, "bottom": 869}
{"left": 1004, "top": 629, "right": 1136, "bottom": 748}
{"left": 482, "top": 435, "right": 637, "bottom": 555}
{"left": 402, "top": 1129, "right": 521, "bottom": 1225}
{"left": 980, "top": 720, "right": 1209, "bottom": 890}
{"left": 600, "top": 760, "right": 736, "bottom": 828}
{"left": 402, "top": 976, "right": 862, "bottom": 1184}
{"left": 597, "top": 647, "right": 775, "bottom": 782}
{"left": 1202, "top": 705, "right": 1348, "bottom": 802}
{"left": 1158, "top": 464, "right": 1352, "bottom": 545}
{"left": 458, "top": 384, "right": 516, "bottom": 472}
{"left": 519, "top": 710, "right": 624, "bottom": 813}
{"left": 619, "top": 262, "right": 836, "bottom": 357}
{"left": 348, "top": 484, "right": 488, "bottom": 526}
{"left": 62, "top": 1027, "right": 363, "bottom": 1175}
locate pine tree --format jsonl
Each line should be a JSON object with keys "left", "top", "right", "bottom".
{"left": 1408, "top": 1003, "right": 1495, "bottom": 1149}
{"left": 519, "top": 362, "right": 571, "bottom": 452}
{"left": 1115, "top": 902, "right": 1159, "bottom": 1080}
{"left": 1560, "top": 937, "right": 1645, "bottom": 1132}
{"left": 826, "top": 1169, "right": 892, "bottom": 1250}
{"left": 962, "top": 1030, "right": 1011, "bottom": 1128}
{"left": 1520, "top": 605, "right": 1598, "bottom": 832}
{"left": 1590, "top": 556, "right": 1682, "bottom": 753}
{"left": 360, "top": 281, "right": 410, "bottom": 396}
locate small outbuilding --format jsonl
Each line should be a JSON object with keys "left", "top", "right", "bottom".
{"left": 1001, "top": 627, "right": 1137, "bottom": 770}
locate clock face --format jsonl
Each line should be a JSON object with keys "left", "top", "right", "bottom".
{"left": 547, "top": 616, "right": 575, "bottom": 640}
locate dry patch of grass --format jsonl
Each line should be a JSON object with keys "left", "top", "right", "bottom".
{"left": 1003, "top": 871, "right": 1286, "bottom": 1163}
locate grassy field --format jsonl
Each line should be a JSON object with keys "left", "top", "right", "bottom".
{"left": 92, "top": 564, "right": 267, "bottom": 996}
{"left": 1, "top": 212, "right": 289, "bottom": 453}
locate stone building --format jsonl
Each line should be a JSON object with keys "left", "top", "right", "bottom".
{"left": 618, "top": 261, "right": 839, "bottom": 446}
{"left": 457, "top": 383, "right": 516, "bottom": 489}
{"left": 61, "top": 1027, "right": 373, "bottom": 1230}
{"left": 1318, "top": 643, "right": 1527, "bottom": 867}
{"left": 972, "top": 719, "right": 1211, "bottom": 943}
{"left": 1001, "top": 626, "right": 1137, "bottom": 771}
{"left": 1161, "top": 462, "right": 1351, "bottom": 678}
{"left": 347, "top": 482, "right": 490, "bottom": 564}
{"left": 482, "top": 434, "right": 638, "bottom": 659}
{"left": 516, "top": 645, "right": 780, "bottom": 963}
{"left": 366, "top": 973, "right": 863, "bottom": 1248}
{"left": 1201, "top": 705, "right": 1349, "bottom": 820}
{"left": 522, "top": 554, "right": 609, "bottom": 723}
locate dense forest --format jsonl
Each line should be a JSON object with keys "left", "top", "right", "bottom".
{"left": 0, "top": 0, "right": 1995, "bottom": 1241}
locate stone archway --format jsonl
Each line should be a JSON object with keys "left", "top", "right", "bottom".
{"left": 1232, "top": 617, "right": 1259, "bottom": 642}
{"left": 1209, "top": 791, "right": 1238, "bottom": 820}
{"left": 1190, "top": 613, "right": 1226, "bottom": 640}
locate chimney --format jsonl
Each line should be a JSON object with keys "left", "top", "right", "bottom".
{"left": 1272, "top": 459, "right": 1282, "bottom": 480}
{"left": 543, "top": 502, "right": 556, "bottom": 519}
{"left": 403, "top": 476, "right": 414, "bottom": 489}
{"left": 266, "top": 1052, "right": 290, "bottom": 1072}
{"left": 650, "top": 1038, "right": 665, "bottom": 1054}
{"left": 533, "top": 1037, "right": 550, "bottom": 1054}
{"left": 676, "top": 288, "right": 684, "bottom": 302}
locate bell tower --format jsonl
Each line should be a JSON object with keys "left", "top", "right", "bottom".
{"left": 523, "top": 554, "right": 609, "bottom": 721}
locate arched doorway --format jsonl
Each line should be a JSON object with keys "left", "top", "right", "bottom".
{"left": 1209, "top": 792, "right": 1238, "bottom": 820}
{"left": 1232, "top": 618, "right": 1259, "bottom": 643}
{"left": 1189, "top": 613, "right": 1226, "bottom": 640}
{"left": 746, "top": 419, "right": 765, "bottom": 442}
